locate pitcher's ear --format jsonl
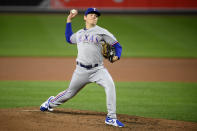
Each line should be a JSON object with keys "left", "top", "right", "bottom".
{"left": 84, "top": 15, "right": 87, "bottom": 21}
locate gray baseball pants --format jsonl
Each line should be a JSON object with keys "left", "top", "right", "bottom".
{"left": 49, "top": 64, "right": 117, "bottom": 119}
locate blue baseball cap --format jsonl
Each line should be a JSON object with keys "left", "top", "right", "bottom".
{"left": 85, "top": 8, "right": 101, "bottom": 17}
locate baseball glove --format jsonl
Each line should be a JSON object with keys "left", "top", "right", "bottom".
{"left": 102, "top": 42, "right": 116, "bottom": 63}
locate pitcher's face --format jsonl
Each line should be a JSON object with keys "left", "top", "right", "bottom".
{"left": 84, "top": 13, "right": 98, "bottom": 26}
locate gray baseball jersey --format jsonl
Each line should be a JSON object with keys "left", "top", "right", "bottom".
{"left": 70, "top": 25, "right": 118, "bottom": 65}
{"left": 49, "top": 25, "right": 119, "bottom": 119}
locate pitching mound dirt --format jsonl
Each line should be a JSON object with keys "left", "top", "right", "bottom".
{"left": 0, "top": 107, "right": 196, "bottom": 131}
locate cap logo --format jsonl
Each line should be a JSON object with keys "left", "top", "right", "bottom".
{"left": 93, "top": 8, "right": 96, "bottom": 11}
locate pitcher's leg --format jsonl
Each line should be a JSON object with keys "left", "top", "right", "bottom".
{"left": 49, "top": 69, "right": 89, "bottom": 108}
{"left": 90, "top": 68, "right": 117, "bottom": 119}
{"left": 104, "top": 78, "right": 117, "bottom": 119}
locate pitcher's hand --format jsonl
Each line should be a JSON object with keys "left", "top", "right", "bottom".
{"left": 67, "top": 9, "right": 78, "bottom": 23}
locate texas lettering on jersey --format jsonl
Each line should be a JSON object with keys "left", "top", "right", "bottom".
{"left": 77, "top": 34, "right": 100, "bottom": 44}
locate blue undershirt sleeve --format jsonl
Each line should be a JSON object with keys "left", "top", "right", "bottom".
{"left": 65, "top": 22, "right": 73, "bottom": 44}
{"left": 112, "top": 43, "right": 122, "bottom": 59}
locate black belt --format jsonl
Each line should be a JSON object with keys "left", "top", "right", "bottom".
{"left": 77, "top": 61, "right": 98, "bottom": 69}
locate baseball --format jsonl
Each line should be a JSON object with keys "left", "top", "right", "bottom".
{"left": 71, "top": 9, "right": 77, "bottom": 14}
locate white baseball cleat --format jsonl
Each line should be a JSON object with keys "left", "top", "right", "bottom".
{"left": 105, "top": 117, "right": 124, "bottom": 127}
{"left": 40, "top": 96, "right": 54, "bottom": 112}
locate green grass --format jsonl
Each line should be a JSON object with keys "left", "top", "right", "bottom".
{"left": 0, "top": 14, "right": 197, "bottom": 58}
{"left": 0, "top": 81, "right": 197, "bottom": 122}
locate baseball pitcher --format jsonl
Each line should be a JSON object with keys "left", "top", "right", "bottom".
{"left": 40, "top": 8, "right": 124, "bottom": 127}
